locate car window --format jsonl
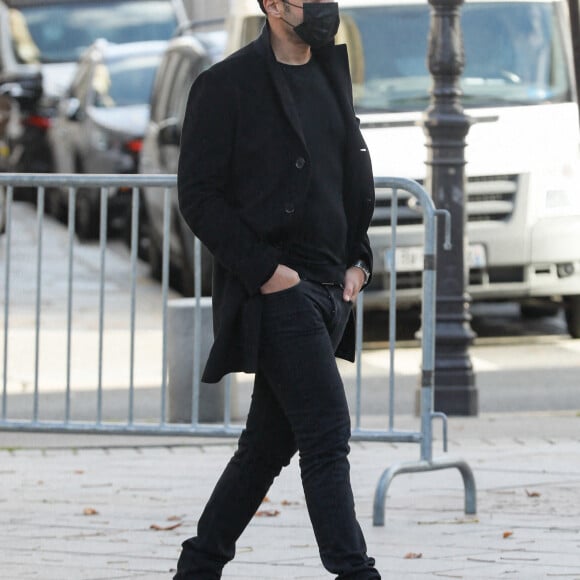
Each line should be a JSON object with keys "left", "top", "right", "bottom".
{"left": 69, "top": 60, "right": 93, "bottom": 104}
{"left": 167, "top": 54, "right": 202, "bottom": 125}
{"left": 91, "top": 54, "right": 161, "bottom": 108}
{"left": 12, "top": 0, "right": 178, "bottom": 64}
{"left": 150, "top": 51, "right": 180, "bottom": 123}
{"left": 8, "top": 8, "right": 40, "bottom": 64}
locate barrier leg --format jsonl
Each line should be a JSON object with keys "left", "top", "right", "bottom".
{"left": 372, "top": 457, "right": 477, "bottom": 526}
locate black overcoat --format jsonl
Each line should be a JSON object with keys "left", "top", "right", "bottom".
{"left": 178, "top": 24, "right": 375, "bottom": 383}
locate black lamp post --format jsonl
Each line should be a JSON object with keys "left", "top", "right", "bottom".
{"left": 422, "top": 0, "right": 478, "bottom": 415}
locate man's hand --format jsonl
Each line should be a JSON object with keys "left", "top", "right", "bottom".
{"left": 260, "top": 264, "right": 300, "bottom": 295}
{"left": 343, "top": 266, "right": 365, "bottom": 303}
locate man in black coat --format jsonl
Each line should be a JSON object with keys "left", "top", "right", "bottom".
{"left": 175, "top": 1, "right": 380, "bottom": 578}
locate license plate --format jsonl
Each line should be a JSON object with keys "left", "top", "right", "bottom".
{"left": 468, "top": 243, "right": 486, "bottom": 268}
{"left": 385, "top": 243, "right": 486, "bottom": 272}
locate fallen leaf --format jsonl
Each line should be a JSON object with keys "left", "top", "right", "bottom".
{"left": 261, "top": 496, "right": 271, "bottom": 503}
{"left": 281, "top": 500, "right": 299, "bottom": 506}
{"left": 167, "top": 515, "right": 182, "bottom": 522}
{"left": 150, "top": 522, "right": 183, "bottom": 531}
{"left": 525, "top": 490, "right": 541, "bottom": 498}
{"left": 74, "top": 470, "right": 84, "bottom": 475}
{"left": 83, "top": 507, "right": 99, "bottom": 516}
{"left": 404, "top": 552, "right": 423, "bottom": 559}
{"left": 254, "top": 509, "right": 280, "bottom": 517}
{"left": 503, "top": 531, "right": 514, "bottom": 539}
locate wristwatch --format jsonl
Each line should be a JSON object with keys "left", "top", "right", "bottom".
{"left": 352, "top": 260, "right": 370, "bottom": 285}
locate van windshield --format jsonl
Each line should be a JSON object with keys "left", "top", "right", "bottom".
{"left": 341, "top": 1, "right": 572, "bottom": 112}
{"left": 11, "top": 0, "right": 177, "bottom": 64}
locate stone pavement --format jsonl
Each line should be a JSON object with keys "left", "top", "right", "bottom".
{"left": 1, "top": 411, "right": 579, "bottom": 579}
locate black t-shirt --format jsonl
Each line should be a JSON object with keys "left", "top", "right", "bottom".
{"left": 279, "top": 58, "right": 347, "bottom": 284}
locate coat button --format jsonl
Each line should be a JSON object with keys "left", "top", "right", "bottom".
{"left": 284, "top": 202, "right": 295, "bottom": 214}
{"left": 295, "top": 157, "right": 306, "bottom": 169}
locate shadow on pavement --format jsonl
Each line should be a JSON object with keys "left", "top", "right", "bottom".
{"left": 363, "top": 301, "right": 569, "bottom": 344}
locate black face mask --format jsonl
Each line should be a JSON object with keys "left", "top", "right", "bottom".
{"left": 291, "top": 2, "right": 340, "bottom": 49}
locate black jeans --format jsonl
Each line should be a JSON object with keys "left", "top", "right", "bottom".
{"left": 174, "top": 280, "right": 380, "bottom": 579}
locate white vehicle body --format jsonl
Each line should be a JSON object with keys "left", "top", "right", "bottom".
{"left": 227, "top": 0, "right": 580, "bottom": 336}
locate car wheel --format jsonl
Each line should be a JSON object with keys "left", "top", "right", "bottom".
{"left": 178, "top": 218, "right": 212, "bottom": 297}
{"left": 147, "top": 224, "right": 163, "bottom": 282}
{"left": 565, "top": 295, "right": 580, "bottom": 339}
{"left": 45, "top": 188, "right": 67, "bottom": 223}
{"left": 122, "top": 193, "right": 149, "bottom": 261}
{"left": 75, "top": 191, "right": 100, "bottom": 241}
{"left": 180, "top": 247, "right": 212, "bottom": 297}
{"left": 0, "top": 187, "right": 6, "bottom": 235}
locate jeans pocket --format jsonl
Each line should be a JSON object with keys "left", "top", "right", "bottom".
{"left": 261, "top": 280, "right": 302, "bottom": 299}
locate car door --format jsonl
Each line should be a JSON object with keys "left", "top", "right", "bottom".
{"left": 141, "top": 49, "right": 180, "bottom": 254}
{"left": 54, "top": 57, "right": 93, "bottom": 174}
{"left": 82, "top": 59, "right": 116, "bottom": 174}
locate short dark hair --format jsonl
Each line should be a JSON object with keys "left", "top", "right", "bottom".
{"left": 257, "top": 0, "right": 267, "bottom": 14}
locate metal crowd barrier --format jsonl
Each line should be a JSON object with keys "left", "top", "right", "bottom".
{"left": 0, "top": 173, "right": 476, "bottom": 524}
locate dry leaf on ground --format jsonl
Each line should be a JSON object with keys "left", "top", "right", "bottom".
{"left": 83, "top": 507, "right": 99, "bottom": 516}
{"left": 525, "top": 489, "right": 541, "bottom": 497}
{"left": 404, "top": 552, "right": 423, "bottom": 559}
{"left": 150, "top": 522, "right": 183, "bottom": 531}
{"left": 254, "top": 509, "right": 280, "bottom": 517}
{"left": 503, "top": 531, "right": 514, "bottom": 538}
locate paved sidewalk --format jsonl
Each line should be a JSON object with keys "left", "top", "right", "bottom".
{"left": 1, "top": 411, "right": 579, "bottom": 579}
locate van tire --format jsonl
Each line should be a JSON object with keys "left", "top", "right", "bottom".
{"left": 565, "top": 295, "right": 580, "bottom": 339}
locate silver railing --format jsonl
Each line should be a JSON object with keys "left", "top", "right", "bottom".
{"left": 0, "top": 173, "right": 476, "bottom": 523}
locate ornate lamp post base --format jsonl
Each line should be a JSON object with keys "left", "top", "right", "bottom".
{"left": 433, "top": 295, "right": 478, "bottom": 415}
{"left": 422, "top": 0, "right": 479, "bottom": 416}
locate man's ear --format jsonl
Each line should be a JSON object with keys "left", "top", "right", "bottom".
{"left": 264, "top": 0, "right": 283, "bottom": 18}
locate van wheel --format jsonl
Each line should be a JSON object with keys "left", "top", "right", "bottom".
{"left": 565, "top": 296, "right": 580, "bottom": 339}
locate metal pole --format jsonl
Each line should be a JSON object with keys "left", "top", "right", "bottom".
{"left": 422, "top": 0, "right": 478, "bottom": 415}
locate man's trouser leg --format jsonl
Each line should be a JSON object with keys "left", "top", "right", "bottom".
{"left": 258, "top": 281, "right": 380, "bottom": 579}
{"left": 174, "top": 369, "right": 297, "bottom": 579}
{"left": 175, "top": 281, "right": 380, "bottom": 579}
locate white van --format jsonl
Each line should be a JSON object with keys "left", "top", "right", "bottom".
{"left": 226, "top": 0, "right": 580, "bottom": 339}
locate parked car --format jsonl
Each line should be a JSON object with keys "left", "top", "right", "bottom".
{"left": 0, "top": 185, "right": 5, "bottom": 234}
{"left": 0, "top": 83, "right": 10, "bottom": 171}
{"left": 0, "top": 0, "right": 187, "bottom": 179}
{"left": 50, "top": 40, "right": 166, "bottom": 240}
{"left": 140, "top": 27, "right": 225, "bottom": 295}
